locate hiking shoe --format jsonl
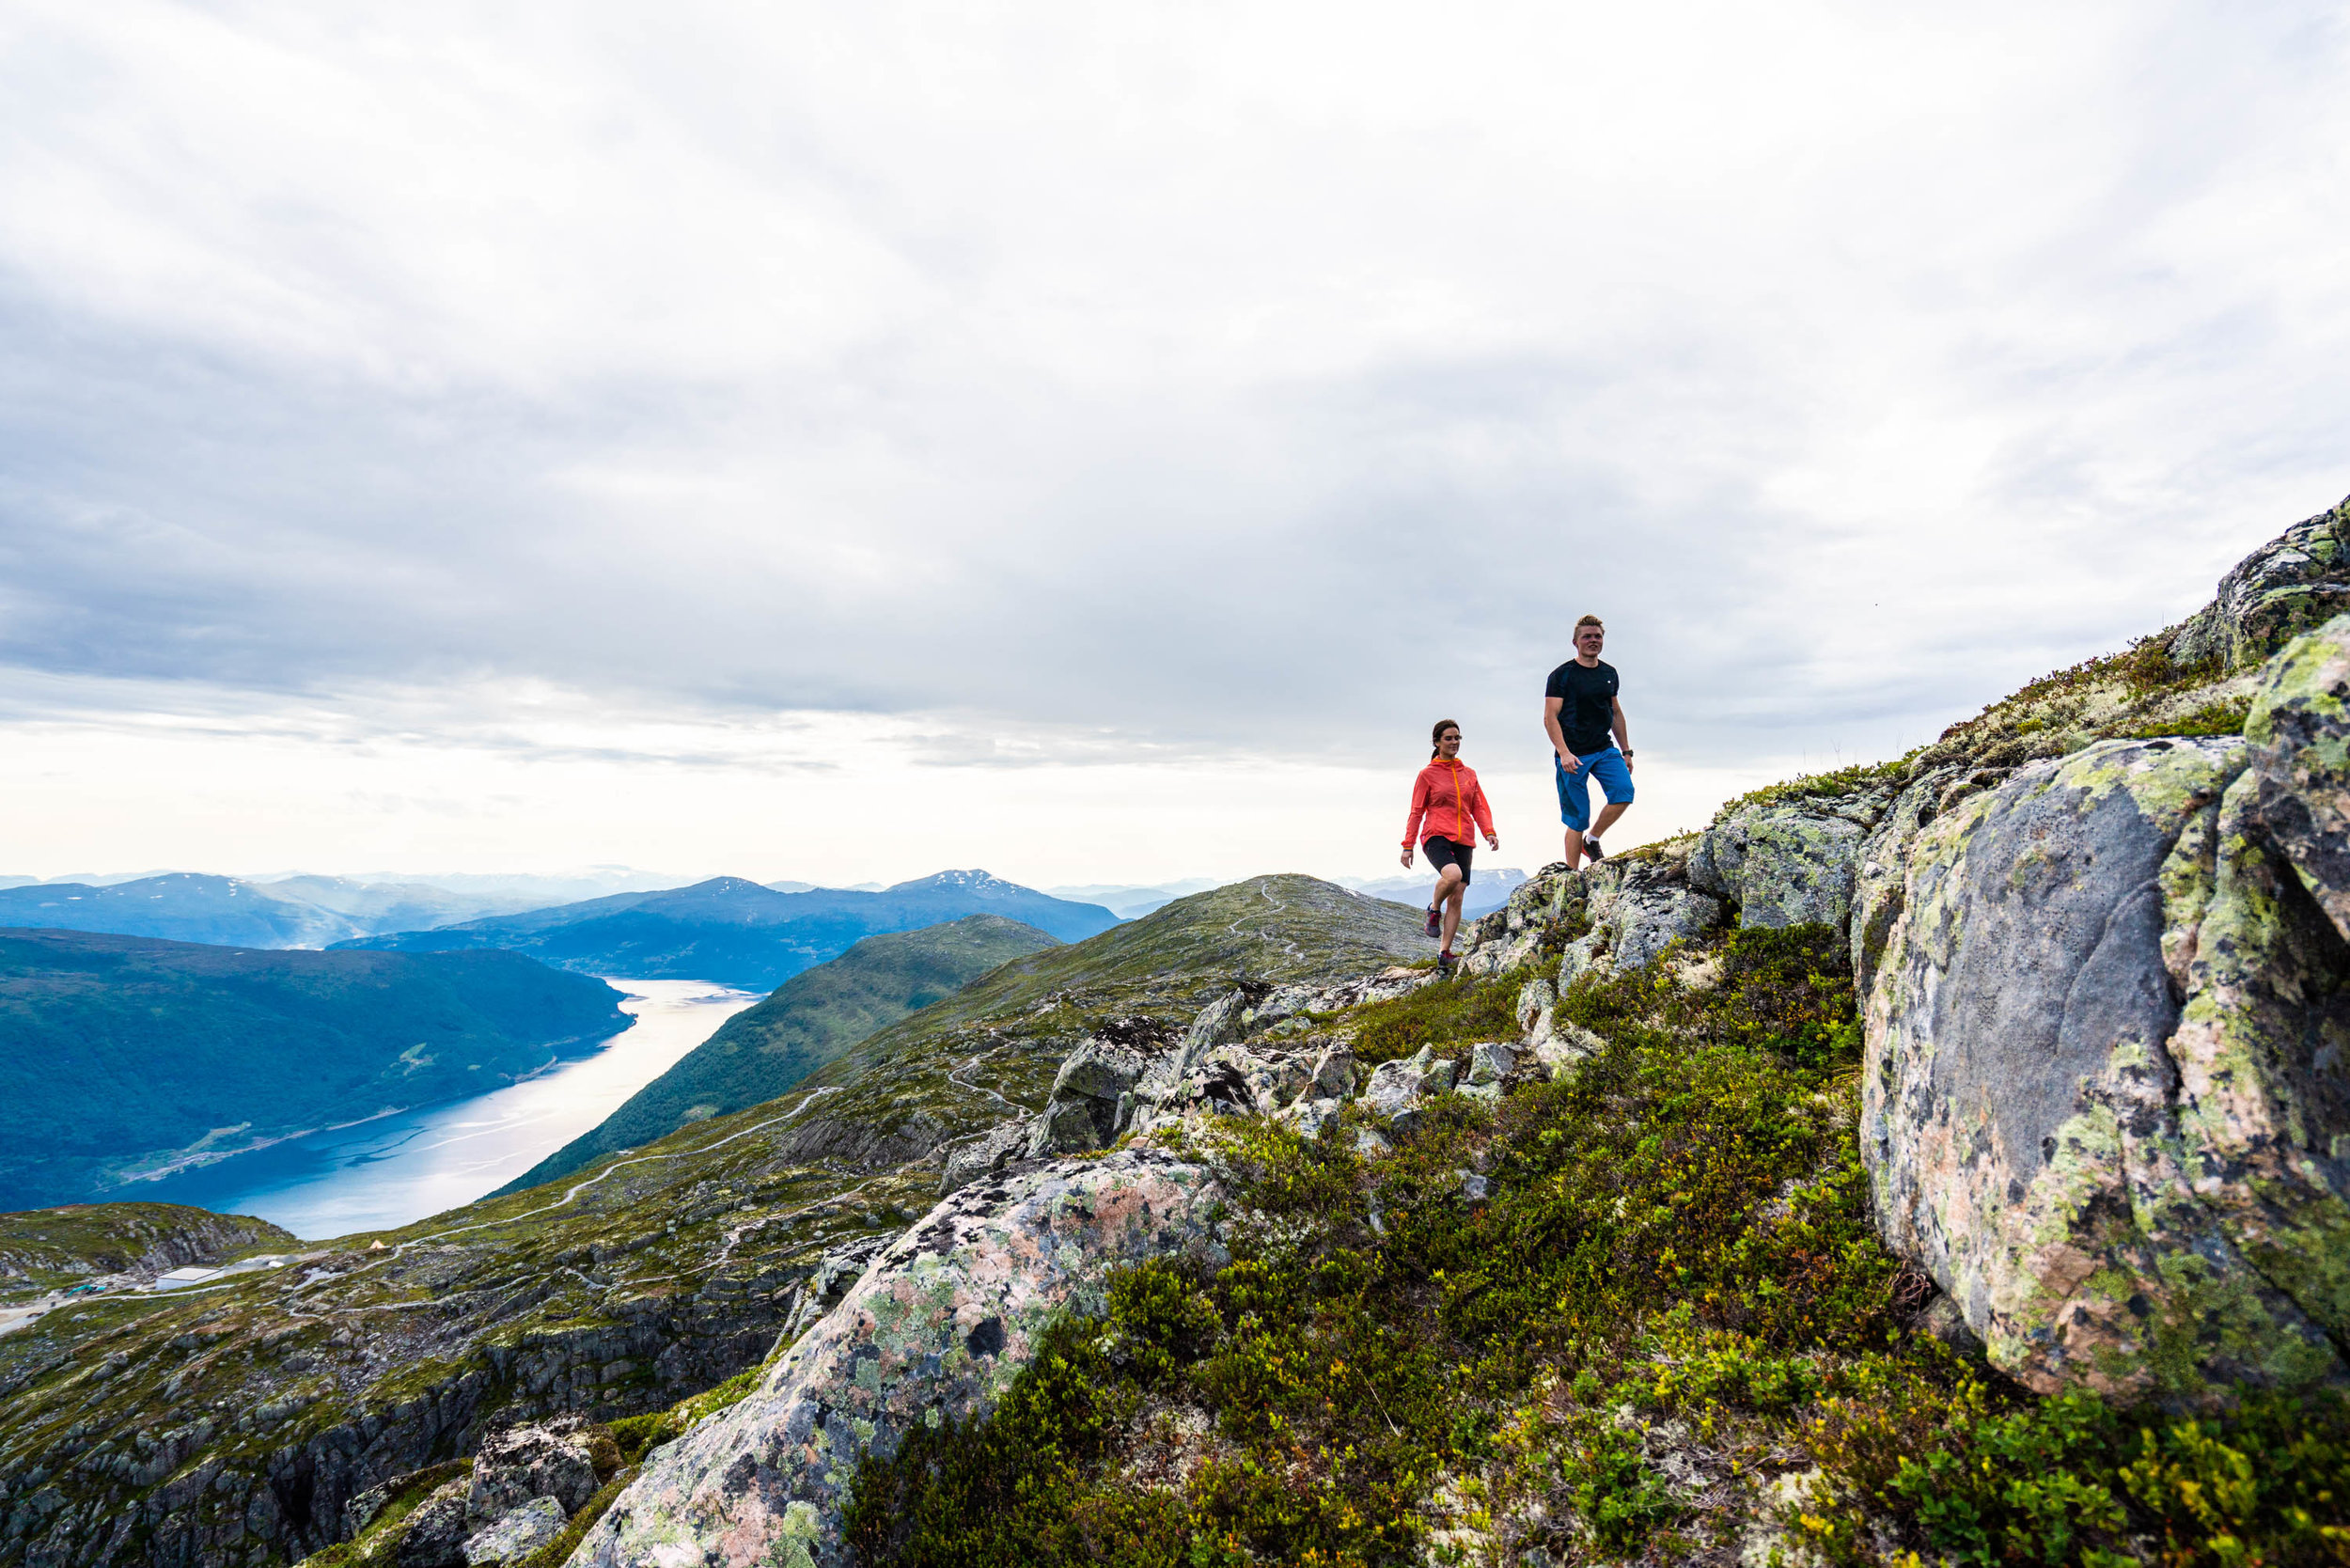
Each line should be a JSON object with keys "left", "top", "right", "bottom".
{"left": 1436, "top": 950, "right": 1457, "bottom": 976}
{"left": 1584, "top": 836, "right": 1605, "bottom": 861}
{"left": 1425, "top": 905, "right": 1442, "bottom": 938}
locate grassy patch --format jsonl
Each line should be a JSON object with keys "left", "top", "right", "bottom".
{"left": 2119, "top": 696, "right": 2253, "bottom": 742}
{"left": 843, "top": 925, "right": 2347, "bottom": 1565}
{"left": 1342, "top": 969, "right": 1527, "bottom": 1064}
{"left": 1718, "top": 759, "right": 1905, "bottom": 816}
{"left": 517, "top": 1465, "right": 639, "bottom": 1568}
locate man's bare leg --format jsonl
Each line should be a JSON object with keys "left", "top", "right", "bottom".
{"left": 1587, "top": 800, "right": 1629, "bottom": 845}
{"left": 1561, "top": 826, "right": 1587, "bottom": 870}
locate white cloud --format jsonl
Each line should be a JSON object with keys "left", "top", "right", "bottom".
{"left": 0, "top": 0, "right": 2345, "bottom": 880}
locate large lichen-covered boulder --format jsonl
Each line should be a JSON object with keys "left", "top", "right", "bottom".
{"left": 1690, "top": 792, "right": 1889, "bottom": 933}
{"left": 2168, "top": 494, "right": 2350, "bottom": 671}
{"left": 1849, "top": 768, "right": 1961, "bottom": 1000}
{"left": 2244, "top": 613, "right": 2350, "bottom": 938}
{"left": 1863, "top": 731, "right": 2350, "bottom": 1403}
{"left": 570, "top": 1149, "right": 1225, "bottom": 1568}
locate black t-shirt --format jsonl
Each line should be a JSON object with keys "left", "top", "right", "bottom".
{"left": 1545, "top": 658, "right": 1620, "bottom": 756}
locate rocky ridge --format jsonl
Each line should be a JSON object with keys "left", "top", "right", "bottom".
{"left": 6, "top": 498, "right": 2346, "bottom": 1567}
{"left": 556, "top": 494, "right": 2350, "bottom": 1563}
{"left": 0, "top": 877, "right": 1424, "bottom": 1568}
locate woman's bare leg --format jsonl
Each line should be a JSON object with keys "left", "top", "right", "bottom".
{"left": 1439, "top": 877, "right": 1468, "bottom": 952}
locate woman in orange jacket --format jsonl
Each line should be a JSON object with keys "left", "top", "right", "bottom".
{"left": 1402, "top": 718, "right": 1499, "bottom": 974}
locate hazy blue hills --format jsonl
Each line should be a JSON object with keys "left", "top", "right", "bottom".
{"left": 0, "top": 873, "right": 536, "bottom": 949}
{"left": 336, "top": 870, "right": 1119, "bottom": 991}
{"left": 501, "top": 913, "right": 1060, "bottom": 1195}
{"left": 0, "top": 929, "right": 629, "bottom": 1211}
{"left": 0, "top": 874, "right": 361, "bottom": 948}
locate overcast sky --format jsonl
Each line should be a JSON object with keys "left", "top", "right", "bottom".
{"left": 3, "top": 0, "right": 2346, "bottom": 889}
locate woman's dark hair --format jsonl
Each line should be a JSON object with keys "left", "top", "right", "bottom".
{"left": 1431, "top": 718, "right": 1460, "bottom": 758}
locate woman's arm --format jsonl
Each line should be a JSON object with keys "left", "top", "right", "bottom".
{"left": 1402, "top": 771, "right": 1431, "bottom": 854}
{"left": 1471, "top": 776, "right": 1497, "bottom": 843}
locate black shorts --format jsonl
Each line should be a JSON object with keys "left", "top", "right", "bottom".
{"left": 1422, "top": 837, "right": 1474, "bottom": 883}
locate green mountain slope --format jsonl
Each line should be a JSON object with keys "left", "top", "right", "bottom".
{"left": 0, "top": 930, "right": 629, "bottom": 1211}
{"left": 502, "top": 914, "right": 1061, "bottom": 1195}
{"left": 0, "top": 875, "right": 1422, "bottom": 1567}
{"left": 0, "top": 1204, "right": 294, "bottom": 1298}
{"left": 756, "top": 873, "right": 1431, "bottom": 1171}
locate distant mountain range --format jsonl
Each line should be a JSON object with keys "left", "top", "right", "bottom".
{"left": 0, "top": 873, "right": 556, "bottom": 949}
{"left": 1341, "top": 867, "right": 1528, "bottom": 918}
{"left": 1042, "top": 878, "right": 1223, "bottom": 918}
{"left": 0, "top": 929, "right": 629, "bottom": 1211}
{"left": 333, "top": 870, "right": 1119, "bottom": 992}
{"left": 501, "top": 913, "right": 1061, "bottom": 1195}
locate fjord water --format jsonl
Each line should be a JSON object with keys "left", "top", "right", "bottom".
{"left": 139, "top": 980, "right": 758, "bottom": 1240}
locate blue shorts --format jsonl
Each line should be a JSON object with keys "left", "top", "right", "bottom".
{"left": 1555, "top": 746, "right": 1635, "bottom": 832}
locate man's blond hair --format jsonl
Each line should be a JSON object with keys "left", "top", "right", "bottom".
{"left": 1574, "top": 614, "right": 1604, "bottom": 630}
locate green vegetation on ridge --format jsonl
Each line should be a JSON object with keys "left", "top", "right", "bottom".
{"left": 501, "top": 914, "right": 1061, "bottom": 1196}
{"left": 847, "top": 927, "right": 2350, "bottom": 1567}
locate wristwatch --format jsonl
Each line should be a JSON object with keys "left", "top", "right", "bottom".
{"left": 1622, "top": 749, "right": 1636, "bottom": 758}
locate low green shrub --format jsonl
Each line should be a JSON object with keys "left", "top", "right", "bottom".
{"left": 843, "top": 922, "right": 2346, "bottom": 1566}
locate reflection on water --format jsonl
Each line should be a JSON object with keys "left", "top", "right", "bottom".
{"left": 138, "top": 980, "right": 759, "bottom": 1241}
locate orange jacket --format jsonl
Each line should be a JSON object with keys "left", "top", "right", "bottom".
{"left": 1403, "top": 758, "right": 1495, "bottom": 847}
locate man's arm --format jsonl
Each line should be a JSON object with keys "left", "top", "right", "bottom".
{"left": 1611, "top": 698, "right": 1632, "bottom": 769}
{"left": 1543, "top": 695, "right": 1574, "bottom": 762}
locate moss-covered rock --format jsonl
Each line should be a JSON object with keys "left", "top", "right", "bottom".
{"left": 1863, "top": 730, "right": 2350, "bottom": 1403}
{"left": 570, "top": 1149, "right": 1226, "bottom": 1568}
{"left": 2245, "top": 610, "right": 2350, "bottom": 941}
{"left": 2168, "top": 494, "right": 2350, "bottom": 671}
{"left": 1690, "top": 790, "right": 1890, "bottom": 933}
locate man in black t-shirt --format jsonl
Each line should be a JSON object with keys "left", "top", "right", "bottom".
{"left": 1543, "top": 614, "right": 1635, "bottom": 870}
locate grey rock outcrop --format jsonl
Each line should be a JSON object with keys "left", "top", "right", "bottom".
{"left": 1560, "top": 853, "right": 1725, "bottom": 983}
{"left": 467, "top": 1414, "right": 600, "bottom": 1521}
{"left": 462, "top": 1496, "right": 567, "bottom": 1564}
{"left": 394, "top": 1478, "right": 476, "bottom": 1568}
{"left": 572, "top": 1149, "right": 1227, "bottom": 1568}
{"left": 1861, "top": 643, "right": 2350, "bottom": 1403}
{"left": 1026, "top": 1028, "right": 1158, "bottom": 1156}
{"left": 938, "top": 1117, "right": 1031, "bottom": 1196}
{"left": 1461, "top": 866, "right": 1586, "bottom": 978}
{"left": 1690, "top": 792, "right": 1889, "bottom": 932}
{"left": 2167, "top": 495, "right": 2350, "bottom": 671}
{"left": 780, "top": 1234, "right": 894, "bottom": 1340}
{"left": 1849, "top": 768, "right": 1961, "bottom": 999}
{"left": 1362, "top": 1046, "right": 1459, "bottom": 1131}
